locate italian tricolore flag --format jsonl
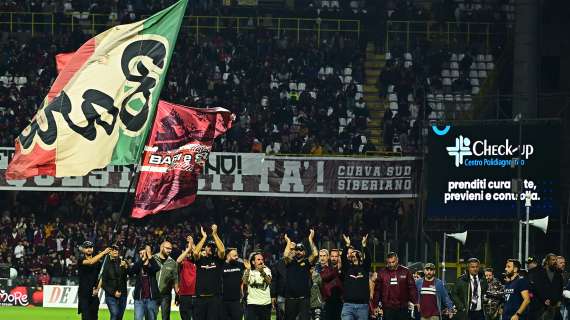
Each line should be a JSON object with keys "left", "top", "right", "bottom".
{"left": 6, "top": 0, "right": 188, "bottom": 179}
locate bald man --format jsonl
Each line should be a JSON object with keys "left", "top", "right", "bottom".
{"left": 153, "top": 241, "right": 179, "bottom": 320}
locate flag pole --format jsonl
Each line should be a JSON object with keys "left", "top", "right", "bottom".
{"left": 97, "top": 163, "right": 139, "bottom": 281}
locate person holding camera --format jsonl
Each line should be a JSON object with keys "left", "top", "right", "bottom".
{"left": 101, "top": 244, "right": 129, "bottom": 320}
{"left": 131, "top": 244, "right": 161, "bottom": 320}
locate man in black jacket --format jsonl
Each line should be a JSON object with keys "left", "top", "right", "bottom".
{"left": 130, "top": 245, "right": 161, "bottom": 320}
{"left": 340, "top": 234, "right": 370, "bottom": 320}
{"left": 271, "top": 255, "right": 288, "bottom": 320}
{"left": 530, "top": 253, "right": 564, "bottom": 320}
{"left": 101, "top": 244, "right": 129, "bottom": 320}
{"left": 77, "top": 241, "right": 110, "bottom": 320}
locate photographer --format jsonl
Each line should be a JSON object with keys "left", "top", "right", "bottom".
{"left": 101, "top": 244, "right": 129, "bottom": 320}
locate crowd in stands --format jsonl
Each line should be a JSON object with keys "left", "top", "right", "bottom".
{"left": 0, "top": 28, "right": 374, "bottom": 154}
{"left": 0, "top": 191, "right": 409, "bottom": 285}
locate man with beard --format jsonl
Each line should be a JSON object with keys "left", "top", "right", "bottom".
{"left": 77, "top": 241, "right": 110, "bottom": 320}
{"left": 319, "top": 249, "right": 343, "bottom": 320}
{"left": 532, "top": 253, "right": 564, "bottom": 320}
{"left": 373, "top": 252, "right": 418, "bottom": 320}
{"left": 153, "top": 240, "right": 179, "bottom": 320}
{"left": 244, "top": 252, "right": 273, "bottom": 320}
{"left": 222, "top": 248, "right": 245, "bottom": 320}
{"left": 131, "top": 245, "right": 161, "bottom": 320}
{"left": 193, "top": 225, "right": 226, "bottom": 320}
{"left": 451, "top": 258, "right": 489, "bottom": 320}
{"left": 502, "top": 259, "right": 530, "bottom": 320}
{"left": 340, "top": 234, "right": 371, "bottom": 320}
{"left": 484, "top": 268, "right": 504, "bottom": 320}
{"left": 415, "top": 263, "right": 454, "bottom": 320}
{"left": 283, "top": 229, "right": 319, "bottom": 320}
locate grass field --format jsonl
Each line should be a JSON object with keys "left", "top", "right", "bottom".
{"left": 0, "top": 307, "right": 278, "bottom": 319}
{"left": 0, "top": 307, "right": 174, "bottom": 319}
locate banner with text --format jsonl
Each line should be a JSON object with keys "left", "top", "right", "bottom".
{"left": 0, "top": 148, "right": 418, "bottom": 198}
{"left": 426, "top": 120, "right": 560, "bottom": 218}
{"left": 43, "top": 285, "right": 178, "bottom": 310}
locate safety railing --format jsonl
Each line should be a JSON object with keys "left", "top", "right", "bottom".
{"left": 0, "top": 12, "right": 360, "bottom": 45}
{"left": 385, "top": 20, "right": 511, "bottom": 53}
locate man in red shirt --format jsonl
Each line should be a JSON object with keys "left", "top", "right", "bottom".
{"left": 176, "top": 235, "right": 197, "bottom": 320}
{"left": 372, "top": 252, "right": 418, "bottom": 320}
{"left": 319, "top": 249, "right": 343, "bottom": 320}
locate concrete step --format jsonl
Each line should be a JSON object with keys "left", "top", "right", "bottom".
{"left": 363, "top": 84, "right": 378, "bottom": 92}
{"left": 366, "top": 78, "right": 379, "bottom": 85}
{"left": 366, "top": 69, "right": 381, "bottom": 77}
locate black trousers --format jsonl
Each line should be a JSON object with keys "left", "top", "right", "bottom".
{"left": 159, "top": 294, "right": 172, "bottom": 320}
{"left": 324, "top": 298, "right": 342, "bottom": 320}
{"left": 468, "top": 310, "right": 485, "bottom": 320}
{"left": 78, "top": 296, "right": 100, "bottom": 320}
{"left": 222, "top": 300, "right": 243, "bottom": 320}
{"left": 246, "top": 304, "right": 271, "bottom": 320}
{"left": 285, "top": 297, "right": 310, "bottom": 320}
{"left": 383, "top": 308, "right": 409, "bottom": 320}
{"left": 179, "top": 295, "right": 194, "bottom": 320}
{"left": 194, "top": 296, "right": 221, "bottom": 320}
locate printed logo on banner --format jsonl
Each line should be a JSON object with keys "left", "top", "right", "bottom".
{"left": 432, "top": 124, "right": 451, "bottom": 136}
{"left": 446, "top": 135, "right": 472, "bottom": 167}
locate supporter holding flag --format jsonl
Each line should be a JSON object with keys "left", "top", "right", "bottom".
{"left": 78, "top": 241, "right": 111, "bottom": 320}
{"left": 415, "top": 263, "right": 455, "bottom": 320}
{"left": 193, "top": 224, "right": 226, "bottom": 320}
{"left": 176, "top": 235, "right": 197, "bottom": 320}
{"left": 502, "top": 259, "right": 531, "bottom": 320}
{"left": 101, "top": 244, "right": 129, "bottom": 320}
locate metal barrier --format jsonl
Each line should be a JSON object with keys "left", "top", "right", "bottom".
{"left": 0, "top": 12, "right": 360, "bottom": 45}
{"left": 386, "top": 20, "right": 510, "bottom": 53}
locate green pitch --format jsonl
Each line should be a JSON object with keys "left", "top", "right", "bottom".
{"left": 0, "top": 307, "right": 277, "bottom": 319}
{"left": 0, "top": 307, "right": 161, "bottom": 319}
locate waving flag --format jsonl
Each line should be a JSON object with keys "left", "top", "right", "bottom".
{"left": 131, "top": 101, "right": 233, "bottom": 219}
{"left": 6, "top": 0, "right": 188, "bottom": 179}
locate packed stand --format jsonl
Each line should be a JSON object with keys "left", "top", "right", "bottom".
{"left": 0, "top": 190, "right": 406, "bottom": 286}
{"left": 0, "top": 28, "right": 373, "bottom": 154}
{"left": 377, "top": 42, "right": 498, "bottom": 151}
{"left": 2, "top": 191, "right": 570, "bottom": 320}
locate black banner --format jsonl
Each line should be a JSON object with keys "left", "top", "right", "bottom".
{"left": 426, "top": 120, "right": 560, "bottom": 218}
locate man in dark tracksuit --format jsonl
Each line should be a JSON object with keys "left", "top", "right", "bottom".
{"left": 340, "top": 234, "right": 371, "bottom": 320}
{"left": 373, "top": 252, "right": 418, "bottom": 320}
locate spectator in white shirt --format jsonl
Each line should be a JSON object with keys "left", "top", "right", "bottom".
{"left": 243, "top": 252, "right": 272, "bottom": 320}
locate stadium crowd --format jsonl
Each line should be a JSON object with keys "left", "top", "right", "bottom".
{"left": 0, "top": 29, "right": 374, "bottom": 154}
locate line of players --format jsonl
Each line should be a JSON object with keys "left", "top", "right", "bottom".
{"left": 76, "top": 225, "right": 549, "bottom": 320}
